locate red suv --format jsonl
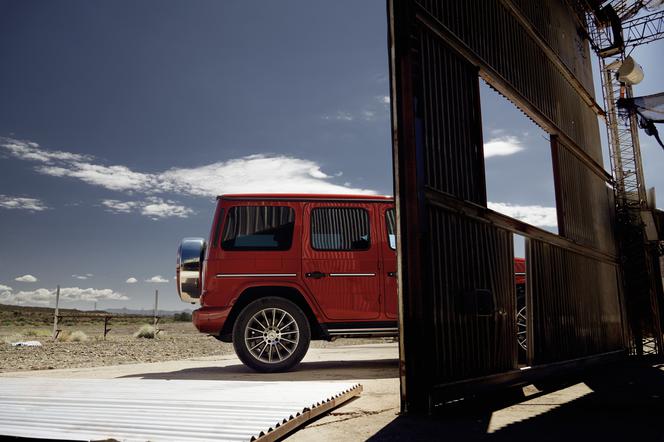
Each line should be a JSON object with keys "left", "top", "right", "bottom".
{"left": 177, "top": 194, "right": 398, "bottom": 371}
{"left": 177, "top": 194, "right": 526, "bottom": 372}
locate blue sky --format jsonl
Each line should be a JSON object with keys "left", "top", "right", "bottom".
{"left": 1, "top": 0, "right": 662, "bottom": 311}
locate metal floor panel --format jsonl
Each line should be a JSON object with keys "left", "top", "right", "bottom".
{"left": 0, "top": 378, "right": 362, "bottom": 442}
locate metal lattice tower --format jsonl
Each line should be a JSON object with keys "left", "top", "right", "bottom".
{"left": 583, "top": 0, "right": 664, "bottom": 354}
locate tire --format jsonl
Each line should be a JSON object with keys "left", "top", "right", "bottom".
{"left": 232, "top": 297, "right": 311, "bottom": 372}
{"left": 516, "top": 284, "right": 527, "bottom": 363}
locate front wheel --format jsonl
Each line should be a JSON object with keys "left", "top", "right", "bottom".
{"left": 232, "top": 297, "right": 311, "bottom": 372}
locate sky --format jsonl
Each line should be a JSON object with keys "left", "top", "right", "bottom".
{"left": 1, "top": 0, "right": 663, "bottom": 311}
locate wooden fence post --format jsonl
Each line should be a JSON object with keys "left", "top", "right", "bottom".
{"left": 52, "top": 285, "right": 60, "bottom": 340}
{"left": 153, "top": 289, "right": 159, "bottom": 333}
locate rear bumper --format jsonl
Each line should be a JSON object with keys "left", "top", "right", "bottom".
{"left": 192, "top": 306, "right": 232, "bottom": 335}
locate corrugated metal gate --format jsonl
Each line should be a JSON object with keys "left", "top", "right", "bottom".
{"left": 388, "top": 0, "right": 626, "bottom": 413}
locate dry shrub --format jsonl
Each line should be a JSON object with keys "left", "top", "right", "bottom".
{"left": 134, "top": 324, "right": 156, "bottom": 339}
{"left": 67, "top": 330, "right": 89, "bottom": 342}
{"left": 56, "top": 330, "right": 88, "bottom": 342}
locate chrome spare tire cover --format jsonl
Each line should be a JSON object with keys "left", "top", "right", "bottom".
{"left": 176, "top": 237, "right": 206, "bottom": 304}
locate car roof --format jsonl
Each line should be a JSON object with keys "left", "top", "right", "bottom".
{"left": 218, "top": 193, "right": 394, "bottom": 202}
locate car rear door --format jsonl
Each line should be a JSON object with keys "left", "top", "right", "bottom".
{"left": 379, "top": 205, "right": 398, "bottom": 319}
{"left": 301, "top": 202, "right": 381, "bottom": 321}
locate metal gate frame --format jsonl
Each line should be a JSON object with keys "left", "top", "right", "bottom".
{"left": 388, "top": 0, "right": 627, "bottom": 413}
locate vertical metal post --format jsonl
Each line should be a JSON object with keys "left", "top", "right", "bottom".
{"left": 52, "top": 285, "right": 60, "bottom": 340}
{"left": 153, "top": 290, "right": 159, "bottom": 332}
{"left": 104, "top": 316, "right": 110, "bottom": 339}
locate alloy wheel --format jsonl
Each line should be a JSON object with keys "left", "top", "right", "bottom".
{"left": 244, "top": 308, "right": 300, "bottom": 364}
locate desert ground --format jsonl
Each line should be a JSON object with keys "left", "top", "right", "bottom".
{"left": 0, "top": 304, "right": 391, "bottom": 373}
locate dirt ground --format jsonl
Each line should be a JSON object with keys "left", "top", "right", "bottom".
{"left": 0, "top": 322, "right": 227, "bottom": 372}
{"left": 0, "top": 321, "right": 393, "bottom": 373}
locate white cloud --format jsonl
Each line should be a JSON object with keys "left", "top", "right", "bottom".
{"left": 322, "top": 111, "right": 354, "bottom": 121}
{"left": 0, "top": 288, "right": 52, "bottom": 306}
{"left": 58, "top": 287, "right": 128, "bottom": 302}
{"left": 101, "top": 199, "right": 138, "bottom": 213}
{"left": 38, "top": 163, "right": 155, "bottom": 192}
{"left": 146, "top": 275, "right": 169, "bottom": 283}
{"left": 484, "top": 136, "right": 525, "bottom": 158}
{"left": 0, "top": 286, "right": 128, "bottom": 307}
{"left": 2, "top": 137, "right": 376, "bottom": 203}
{"left": 71, "top": 273, "right": 93, "bottom": 280}
{"left": 15, "top": 274, "right": 37, "bottom": 283}
{"left": 140, "top": 197, "right": 194, "bottom": 219}
{"left": 0, "top": 195, "right": 49, "bottom": 211}
{"left": 102, "top": 197, "right": 194, "bottom": 220}
{"left": 1, "top": 138, "right": 91, "bottom": 163}
{"left": 325, "top": 97, "right": 390, "bottom": 123}
{"left": 488, "top": 202, "right": 558, "bottom": 227}
{"left": 362, "top": 110, "right": 376, "bottom": 121}
{"left": 0, "top": 284, "right": 12, "bottom": 292}
{"left": 159, "top": 155, "right": 376, "bottom": 196}
{"left": 126, "top": 277, "right": 138, "bottom": 284}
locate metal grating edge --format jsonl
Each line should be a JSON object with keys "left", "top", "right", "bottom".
{"left": 252, "top": 383, "right": 363, "bottom": 442}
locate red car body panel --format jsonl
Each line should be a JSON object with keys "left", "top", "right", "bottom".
{"left": 193, "top": 306, "right": 232, "bottom": 334}
{"left": 514, "top": 257, "right": 526, "bottom": 285}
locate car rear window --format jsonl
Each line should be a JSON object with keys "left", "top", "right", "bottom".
{"left": 221, "top": 206, "right": 295, "bottom": 251}
{"left": 311, "top": 207, "right": 370, "bottom": 251}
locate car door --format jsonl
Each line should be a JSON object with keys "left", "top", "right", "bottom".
{"left": 380, "top": 205, "right": 398, "bottom": 319}
{"left": 301, "top": 202, "right": 381, "bottom": 321}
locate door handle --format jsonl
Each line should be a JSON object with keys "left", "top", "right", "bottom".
{"left": 306, "top": 271, "right": 326, "bottom": 279}
{"left": 387, "top": 271, "right": 397, "bottom": 277}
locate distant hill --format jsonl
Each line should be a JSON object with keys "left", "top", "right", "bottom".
{"left": 0, "top": 303, "right": 84, "bottom": 316}
{"left": 104, "top": 307, "right": 194, "bottom": 316}
{"left": 0, "top": 303, "right": 101, "bottom": 326}
{"left": 0, "top": 303, "right": 193, "bottom": 326}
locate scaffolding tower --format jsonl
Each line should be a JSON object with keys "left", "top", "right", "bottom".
{"left": 583, "top": 0, "right": 664, "bottom": 354}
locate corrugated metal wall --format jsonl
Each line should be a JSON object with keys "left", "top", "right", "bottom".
{"left": 420, "top": 29, "right": 486, "bottom": 204}
{"left": 389, "top": 0, "right": 626, "bottom": 413}
{"left": 552, "top": 137, "right": 616, "bottom": 253}
{"left": 527, "top": 240, "right": 623, "bottom": 364}
{"left": 428, "top": 208, "right": 516, "bottom": 379}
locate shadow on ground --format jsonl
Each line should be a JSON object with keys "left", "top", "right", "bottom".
{"left": 369, "top": 360, "right": 664, "bottom": 441}
{"left": 121, "top": 358, "right": 399, "bottom": 381}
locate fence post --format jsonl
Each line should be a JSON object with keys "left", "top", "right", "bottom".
{"left": 104, "top": 316, "right": 111, "bottom": 339}
{"left": 52, "top": 285, "right": 60, "bottom": 340}
{"left": 153, "top": 289, "right": 159, "bottom": 332}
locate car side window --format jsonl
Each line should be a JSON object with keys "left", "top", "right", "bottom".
{"left": 311, "top": 207, "right": 370, "bottom": 251}
{"left": 211, "top": 208, "right": 225, "bottom": 247}
{"left": 221, "top": 206, "right": 295, "bottom": 251}
{"left": 386, "top": 208, "right": 396, "bottom": 250}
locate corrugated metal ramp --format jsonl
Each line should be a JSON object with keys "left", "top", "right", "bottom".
{"left": 0, "top": 378, "right": 362, "bottom": 441}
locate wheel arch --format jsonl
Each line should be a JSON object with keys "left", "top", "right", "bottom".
{"left": 218, "top": 285, "right": 325, "bottom": 342}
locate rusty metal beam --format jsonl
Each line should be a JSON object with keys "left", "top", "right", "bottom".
{"left": 388, "top": 0, "right": 425, "bottom": 414}
{"left": 423, "top": 187, "right": 618, "bottom": 265}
